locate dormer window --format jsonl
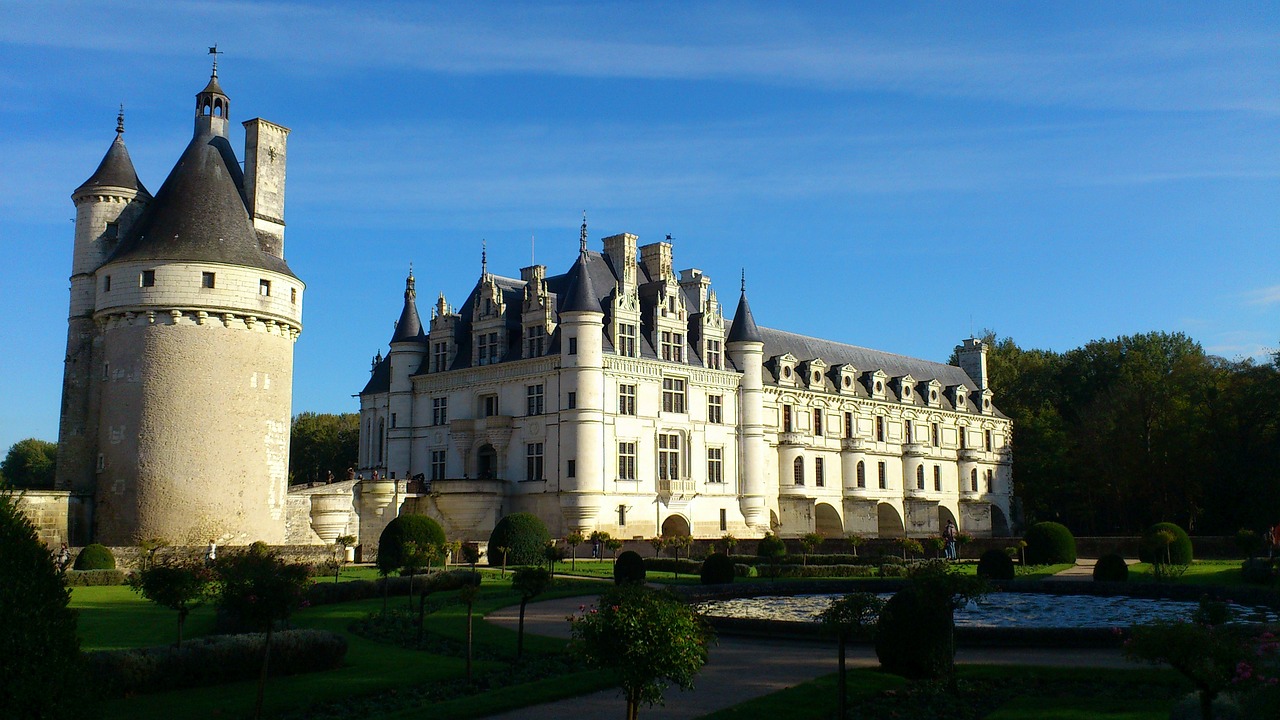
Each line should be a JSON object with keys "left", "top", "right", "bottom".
{"left": 776, "top": 354, "right": 798, "bottom": 385}
{"left": 866, "top": 370, "right": 888, "bottom": 399}
{"left": 526, "top": 325, "right": 547, "bottom": 357}
{"left": 617, "top": 323, "right": 638, "bottom": 358}
{"left": 660, "top": 331, "right": 683, "bottom": 362}
{"left": 705, "top": 339, "right": 722, "bottom": 369}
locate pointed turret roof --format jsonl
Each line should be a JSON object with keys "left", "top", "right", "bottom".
{"left": 75, "top": 109, "right": 148, "bottom": 195}
{"left": 390, "top": 270, "right": 426, "bottom": 343}
{"left": 727, "top": 272, "right": 763, "bottom": 344}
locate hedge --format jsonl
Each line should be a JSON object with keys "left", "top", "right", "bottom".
{"left": 487, "top": 513, "right": 551, "bottom": 567}
{"left": 977, "top": 549, "right": 1015, "bottom": 580}
{"left": 376, "top": 514, "right": 447, "bottom": 574}
{"left": 73, "top": 543, "right": 116, "bottom": 570}
{"left": 1138, "top": 522, "right": 1193, "bottom": 565}
{"left": 642, "top": 557, "right": 702, "bottom": 575}
{"left": 1024, "top": 522, "right": 1077, "bottom": 565}
{"left": 614, "top": 551, "right": 646, "bottom": 585}
{"left": 700, "top": 553, "right": 735, "bottom": 584}
{"left": 304, "top": 570, "right": 474, "bottom": 607}
{"left": 63, "top": 569, "right": 127, "bottom": 586}
{"left": 86, "top": 629, "right": 347, "bottom": 697}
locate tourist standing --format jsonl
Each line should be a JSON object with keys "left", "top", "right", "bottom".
{"left": 205, "top": 539, "right": 217, "bottom": 567}
{"left": 943, "top": 520, "right": 958, "bottom": 560}
{"left": 56, "top": 543, "right": 71, "bottom": 572}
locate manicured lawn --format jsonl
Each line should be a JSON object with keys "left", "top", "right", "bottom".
{"left": 556, "top": 559, "right": 1077, "bottom": 583}
{"left": 696, "top": 669, "right": 906, "bottom": 720}
{"left": 986, "top": 695, "right": 1172, "bottom": 720}
{"left": 78, "top": 575, "right": 611, "bottom": 720}
{"left": 1127, "top": 560, "right": 1245, "bottom": 585}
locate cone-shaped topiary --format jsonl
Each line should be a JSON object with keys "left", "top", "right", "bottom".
{"left": 1138, "top": 522, "right": 1193, "bottom": 565}
{"left": 73, "top": 542, "right": 116, "bottom": 570}
{"left": 1023, "top": 522, "right": 1076, "bottom": 565}
{"left": 613, "top": 550, "right": 646, "bottom": 585}
{"left": 0, "top": 493, "right": 86, "bottom": 718}
{"left": 487, "top": 513, "right": 551, "bottom": 567}
{"left": 1093, "top": 553, "right": 1129, "bottom": 582}
{"left": 700, "top": 553, "right": 735, "bottom": 585}
{"left": 976, "top": 549, "right": 1015, "bottom": 580}
{"left": 874, "top": 584, "right": 954, "bottom": 679}
{"left": 756, "top": 533, "right": 787, "bottom": 559}
{"left": 376, "top": 514, "right": 446, "bottom": 575}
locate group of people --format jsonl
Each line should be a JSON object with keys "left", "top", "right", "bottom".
{"left": 943, "top": 520, "right": 959, "bottom": 560}
{"left": 1267, "top": 524, "right": 1280, "bottom": 559}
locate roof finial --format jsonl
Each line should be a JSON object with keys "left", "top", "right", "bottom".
{"left": 580, "top": 211, "right": 588, "bottom": 254}
{"left": 740, "top": 268, "right": 746, "bottom": 293}
{"left": 481, "top": 240, "right": 488, "bottom": 278}
{"left": 208, "top": 44, "right": 223, "bottom": 78}
{"left": 405, "top": 264, "right": 416, "bottom": 301}
{"left": 116, "top": 104, "right": 124, "bottom": 136}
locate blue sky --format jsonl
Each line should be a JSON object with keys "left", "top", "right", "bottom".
{"left": 1, "top": 1, "right": 1277, "bottom": 454}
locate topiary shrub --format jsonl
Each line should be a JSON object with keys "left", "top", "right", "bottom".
{"left": 700, "top": 553, "right": 735, "bottom": 585}
{"left": 878, "top": 563, "right": 907, "bottom": 578}
{"left": 976, "top": 549, "right": 1014, "bottom": 580}
{"left": 756, "top": 533, "right": 787, "bottom": 559}
{"left": 1023, "top": 522, "right": 1076, "bottom": 565}
{"left": 376, "top": 514, "right": 446, "bottom": 575}
{"left": 486, "top": 513, "right": 551, "bottom": 567}
{"left": 1093, "top": 553, "right": 1129, "bottom": 582}
{"left": 874, "top": 584, "right": 954, "bottom": 679}
{"left": 1240, "top": 559, "right": 1276, "bottom": 586}
{"left": 1138, "top": 522, "right": 1193, "bottom": 565}
{"left": 74, "top": 543, "right": 116, "bottom": 570}
{"left": 613, "top": 550, "right": 646, "bottom": 585}
{"left": 734, "top": 564, "right": 758, "bottom": 578}
{"left": 0, "top": 493, "right": 86, "bottom": 718}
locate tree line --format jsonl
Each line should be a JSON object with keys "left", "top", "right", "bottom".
{"left": 973, "top": 331, "right": 1280, "bottom": 535}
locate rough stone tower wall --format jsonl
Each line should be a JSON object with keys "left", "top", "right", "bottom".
{"left": 243, "top": 118, "right": 290, "bottom": 258}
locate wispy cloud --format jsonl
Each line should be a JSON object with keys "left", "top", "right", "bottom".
{"left": 1245, "top": 285, "right": 1280, "bottom": 306}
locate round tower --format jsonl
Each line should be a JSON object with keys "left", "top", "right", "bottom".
{"left": 56, "top": 109, "right": 150, "bottom": 500}
{"left": 89, "top": 66, "right": 303, "bottom": 546}
{"left": 386, "top": 269, "right": 427, "bottom": 477}
{"left": 726, "top": 275, "right": 768, "bottom": 535}
{"left": 558, "top": 220, "right": 605, "bottom": 533}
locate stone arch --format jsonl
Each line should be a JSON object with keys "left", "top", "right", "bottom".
{"left": 815, "top": 503, "right": 843, "bottom": 536}
{"left": 476, "top": 444, "right": 498, "bottom": 479}
{"left": 661, "top": 514, "right": 690, "bottom": 537}
{"left": 938, "top": 505, "right": 957, "bottom": 532}
{"left": 991, "top": 505, "right": 1011, "bottom": 536}
{"left": 876, "top": 503, "right": 904, "bottom": 537}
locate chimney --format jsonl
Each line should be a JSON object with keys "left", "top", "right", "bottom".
{"left": 242, "top": 118, "right": 291, "bottom": 258}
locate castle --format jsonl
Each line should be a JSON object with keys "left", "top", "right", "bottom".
{"left": 49, "top": 64, "right": 302, "bottom": 547}
{"left": 353, "top": 219, "right": 1014, "bottom": 545}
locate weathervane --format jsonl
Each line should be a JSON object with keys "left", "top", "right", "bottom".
{"left": 208, "top": 44, "right": 223, "bottom": 76}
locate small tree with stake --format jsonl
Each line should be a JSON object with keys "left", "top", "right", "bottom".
{"left": 495, "top": 545, "right": 511, "bottom": 577}
{"left": 821, "top": 592, "right": 884, "bottom": 720}
{"left": 605, "top": 537, "right": 624, "bottom": 562}
{"left": 511, "top": 566, "right": 551, "bottom": 660}
{"left": 846, "top": 533, "right": 865, "bottom": 557}
{"left": 648, "top": 536, "right": 667, "bottom": 559}
{"left": 566, "top": 531, "right": 585, "bottom": 570}
{"left": 332, "top": 534, "right": 356, "bottom": 583}
{"left": 457, "top": 576, "right": 482, "bottom": 682}
{"left": 129, "top": 560, "right": 213, "bottom": 648}
{"left": 720, "top": 533, "right": 738, "bottom": 555}
{"left": 800, "top": 532, "right": 823, "bottom": 566}
{"left": 544, "top": 542, "right": 567, "bottom": 578}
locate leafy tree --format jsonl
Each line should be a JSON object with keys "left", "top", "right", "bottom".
{"left": 288, "top": 412, "right": 359, "bottom": 485}
{"left": 570, "top": 585, "right": 713, "bottom": 720}
{"left": 1, "top": 438, "right": 57, "bottom": 489}
{"left": 647, "top": 536, "right": 666, "bottom": 558}
{"left": 604, "top": 537, "right": 624, "bottom": 561}
{"left": 846, "top": 533, "right": 865, "bottom": 557}
{"left": 565, "top": 531, "right": 585, "bottom": 570}
{"left": 821, "top": 593, "right": 884, "bottom": 720}
{"left": 0, "top": 490, "right": 86, "bottom": 719}
{"left": 720, "top": 533, "right": 738, "bottom": 554}
{"left": 511, "top": 566, "right": 552, "bottom": 660}
{"left": 924, "top": 536, "right": 946, "bottom": 559}
{"left": 401, "top": 541, "right": 437, "bottom": 612}
{"left": 544, "top": 542, "right": 567, "bottom": 577}
{"left": 128, "top": 561, "right": 213, "bottom": 647}
{"left": 332, "top": 534, "right": 357, "bottom": 582}
{"left": 138, "top": 536, "right": 169, "bottom": 571}
{"left": 874, "top": 560, "right": 986, "bottom": 688}
{"left": 215, "top": 545, "right": 312, "bottom": 720}
{"left": 487, "top": 513, "right": 551, "bottom": 567}
{"left": 458, "top": 579, "right": 482, "bottom": 682}
{"left": 1124, "top": 603, "right": 1253, "bottom": 720}
{"left": 799, "top": 532, "right": 823, "bottom": 565}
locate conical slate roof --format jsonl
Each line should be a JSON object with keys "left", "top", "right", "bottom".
{"left": 390, "top": 273, "right": 425, "bottom": 343}
{"left": 561, "top": 251, "right": 601, "bottom": 314}
{"left": 76, "top": 134, "right": 148, "bottom": 196}
{"left": 106, "top": 131, "right": 295, "bottom": 278}
{"left": 727, "top": 291, "right": 763, "bottom": 344}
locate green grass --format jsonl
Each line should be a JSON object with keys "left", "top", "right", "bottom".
{"left": 1127, "top": 560, "right": 1245, "bottom": 585}
{"left": 80, "top": 575, "right": 609, "bottom": 720}
{"left": 986, "top": 695, "right": 1173, "bottom": 720}
{"left": 696, "top": 669, "right": 906, "bottom": 720}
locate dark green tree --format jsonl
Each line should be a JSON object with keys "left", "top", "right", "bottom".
{"left": 128, "top": 561, "right": 214, "bottom": 647}
{"left": 511, "top": 566, "right": 552, "bottom": 660}
{"left": 821, "top": 592, "right": 884, "bottom": 720}
{"left": 288, "top": 412, "right": 359, "bottom": 485}
{"left": 1, "top": 438, "right": 57, "bottom": 489}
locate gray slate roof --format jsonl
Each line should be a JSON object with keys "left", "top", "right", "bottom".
{"left": 76, "top": 134, "right": 149, "bottom": 196}
{"left": 758, "top": 327, "right": 978, "bottom": 390}
{"left": 105, "top": 132, "right": 296, "bottom": 278}
{"left": 727, "top": 292, "right": 763, "bottom": 344}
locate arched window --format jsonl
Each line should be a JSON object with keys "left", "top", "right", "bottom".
{"left": 915, "top": 465, "right": 924, "bottom": 490}
{"left": 856, "top": 460, "right": 865, "bottom": 488}
{"left": 793, "top": 457, "right": 804, "bottom": 486}
{"left": 970, "top": 468, "right": 978, "bottom": 492}
{"left": 378, "top": 419, "right": 385, "bottom": 465}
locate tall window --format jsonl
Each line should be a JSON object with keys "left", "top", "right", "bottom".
{"left": 661, "top": 377, "right": 686, "bottom": 413}
{"left": 377, "top": 419, "right": 385, "bottom": 465}
{"left": 567, "top": 337, "right": 577, "bottom": 355}
{"left": 432, "top": 397, "right": 448, "bottom": 426}
{"left": 619, "top": 384, "right": 637, "bottom": 415}
{"left": 660, "top": 331, "right": 684, "bottom": 362}
{"left": 876, "top": 416, "right": 885, "bottom": 442}
{"left": 526, "top": 384, "right": 544, "bottom": 415}
{"left": 567, "top": 392, "right": 576, "bottom": 409}
{"left": 707, "top": 394, "right": 723, "bottom": 424}
{"left": 525, "top": 325, "right": 546, "bottom": 357}
{"left": 782, "top": 405, "right": 792, "bottom": 432}
{"left": 933, "top": 465, "right": 941, "bottom": 491}
{"left": 433, "top": 342, "right": 448, "bottom": 372}
{"left": 856, "top": 460, "right": 866, "bottom": 488}
{"left": 390, "top": 413, "right": 397, "bottom": 429}
{"left": 844, "top": 412, "right": 853, "bottom": 439}
{"left": 618, "top": 323, "right": 638, "bottom": 358}
{"left": 904, "top": 422, "right": 913, "bottom": 444}
{"left": 707, "top": 447, "right": 723, "bottom": 483}
{"left": 482, "top": 395, "right": 499, "bottom": 417}
{"left": 658, "top": 434, "right": 680, "bottom": 480}
{"left": 878, "top": 461, "right": 887, "bottom": 489}
{"left": 815, "top": 457, "right": 825, "bottom": 487}
{"left": 478, "top": 332, "right": 500, "bottom": 365}
{"left": 720, "top": 508, "right": 727, "bottom": 532}
{"left": 793, "top": 457, "right": 805, "bottom": 486}
{"left": 705, "top": 339, "right": 722, "bottom": 369}
{"left": 259, "top": 278, "right": 270, "bottom": 296}
{"left": 525, "top": 443, "right": 544, "bottom": 481}
{"left": 986, "top": 469, "right": 994, "bottom": 492}
{"left": 970, "top": 468, "right": 978, "bottom": 492}
{"left": 618, "top": 442, "right": 637, "bottom": 480}
{"left": 985, "top": 430, "right": 993, "bottom": 451}
{"left": 618, "top": 505, "right": 627, "bottom": 527}
{"left": 566, "top": 459, "right": 576, "bottom": 477}
{"left": 931, "top": 423, "right": 940, "bottom": 447}
{"left": 959, "top": 429, "right": 968, "bottom": 450}
{"left": 916, "top": 465, "right": 924, "bottom": 490}
{"left": 430, "top": 450, "right": 447, "bottom": 481}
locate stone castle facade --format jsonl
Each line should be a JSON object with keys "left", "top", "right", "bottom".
{"left": 353, "top": 220, "right": 1013, "bottom": 546}
{"left": 51, "top": 65, "right": 302, "bottom": 546}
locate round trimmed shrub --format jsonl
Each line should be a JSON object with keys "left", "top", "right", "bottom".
{"left": 874, "top": 585, "right": 954, "bottom": 679}
{"left": 486, "top": 513, "right": 551, "bottom": 568}
{"left": 613, "top": 550, "right": 646, "bottom": 585}
{"left": 73, "top": 543, "right": 116, "bottom": 570}
{"left": 756, "top": 533, "right": 787, "bottom": 559}
{"left": 1138, "top": 522, "right": 1193, "bottom": 565}
{"left": 376, "top": 514, "right": 446, "bottom": 574}
{"left": 700, "top": 553, "right": 735, "bottom": 585}
{"left": 1023, "top": 522, "right": 1076, "bottom": 565}
{"left": 1240, "top": 559, "right": 1276, "bottom": 586}
{"left": 976, "top": 549, "right": 1014, "bottom": 580}
{"left": 1093, "top": 553, "right": 1129, "bottom": 582}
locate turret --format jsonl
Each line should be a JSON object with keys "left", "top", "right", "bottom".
{"left": 386, "top": 270, "right": 427, "bottom": 476}
{"left": 558, "top": 215, "right": 605, "bottom": 532}
{"left": 726, "top": 273, "right": 768, "bottom": 533}
{"left": 194, "top": 61, "right": 230, "bottom": 138}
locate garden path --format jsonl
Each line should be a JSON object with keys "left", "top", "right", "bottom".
{"left": 482, "top": 594, "right": 1131, "bottom": 720}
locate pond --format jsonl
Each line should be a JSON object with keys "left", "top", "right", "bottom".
{"left": 696, "top": 592, "right": 1279, "bottom": 629}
